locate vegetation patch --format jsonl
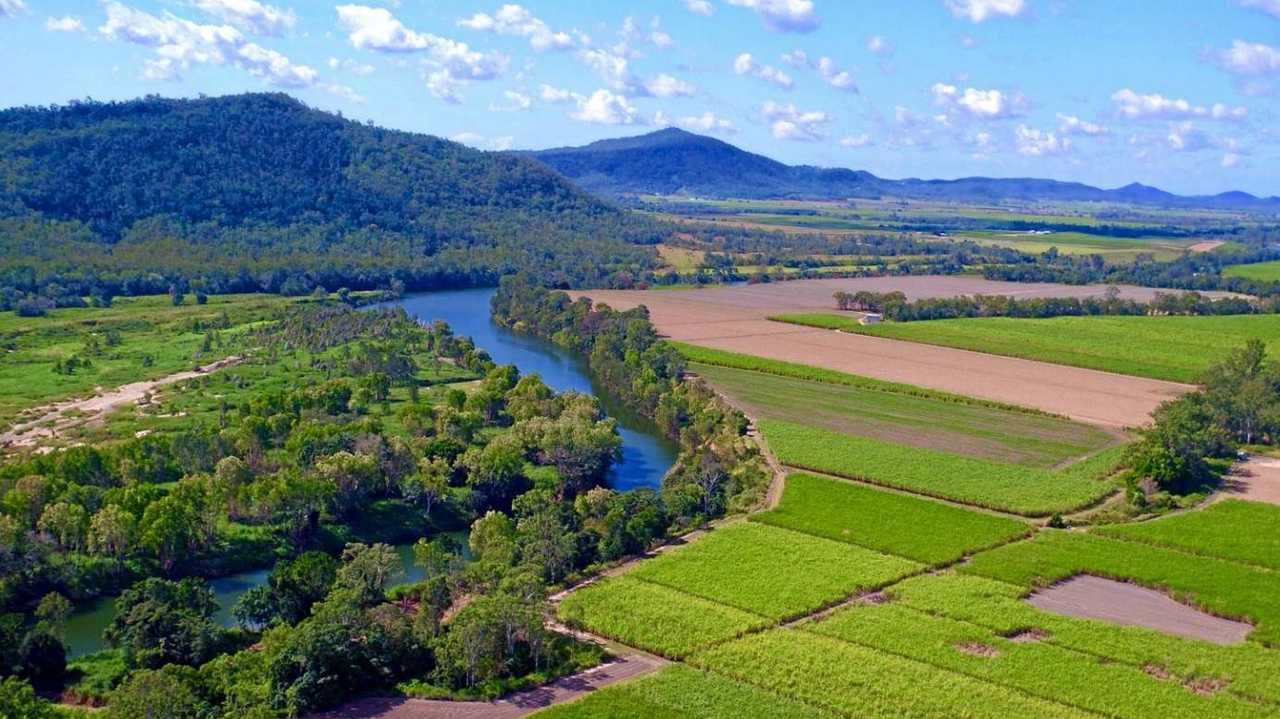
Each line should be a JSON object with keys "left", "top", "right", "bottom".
{"left": 752, "top": 473, "right": 1030, "bottom": 564}
{"left": 759, "top": 420, "right": 1123, "bottom": 516}
{"left": 1224, "top": 260, "right": 1280, "bottom": 283}
{"left": 1098, "top": 500, "right": 1280, "bottom": 571}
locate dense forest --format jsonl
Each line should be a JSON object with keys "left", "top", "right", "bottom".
{"left": 0, "top": 94, "right": 664, "bottom": 301}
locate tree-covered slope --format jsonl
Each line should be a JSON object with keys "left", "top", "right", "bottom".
{"left": 0, "top": 93, "right": 662, "bottom": 297}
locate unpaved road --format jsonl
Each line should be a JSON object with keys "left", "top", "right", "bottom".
{"left": 579, "top": 278, "right": 1194, "bottom": 427}
{"left": 1, "top": 356, "right": 243, "bottom": 449}
{"left": 1221, "top": 456, "right": 1280, "bottom": 506}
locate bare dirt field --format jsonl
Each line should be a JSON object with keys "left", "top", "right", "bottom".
{"left": 1188, "top": 240, "right": 1227, "bottom": 253}
{"left": 1027, "top": 574, "right": 1253, "bottom": 645}
{"left": 578, "top": 278, "right": 1193, "bottom": 427}
{"left": 1221, "top": 456, "right": 1280, "bottom": 506}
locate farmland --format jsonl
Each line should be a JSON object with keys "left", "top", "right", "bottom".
{"left": 752, "top": 473, "right": 1030, "bottom": 564}
{"left": 759, "top": 419, "right": 1124, "bottom": 516}
{"left": 773, "top": 313, "right": 1280, "bottom": 383}
{"left": 1224, "top": 259, "right": 1280, "bottom": 282}
{"left": 1098, "top": 500, "right": 1280, "bottom": 570}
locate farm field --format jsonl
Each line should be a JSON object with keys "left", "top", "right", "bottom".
{"left": 1097, "top": 500, "right": 1280, "bottom": 570}
{"left": 759, "top": 419, "right": 1124, "bottom": 516}
{"left": 692, "top": 359, "right": 1114, "bottom": 467}
{"left": 752, "top": 473, "right": 1031, "bottom": 564}
{"left": 1224, "top": 259, "right": 1280, "bottom": 282}
{"left": 773, "top": 313, "right": 1280, "bottom": 383}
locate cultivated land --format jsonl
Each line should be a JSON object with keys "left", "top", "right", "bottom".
{"left": 776, "top": 313, "right": 1280, "bottom": 384}
{"left": 1224, "top": 259, "right": 1280, "bottom": 282}
{"left": 1098, "top": 500, "right": 1280, "bottom": 570}
{"left": 578, "top": 277, "right": 1195, "bottom": 427}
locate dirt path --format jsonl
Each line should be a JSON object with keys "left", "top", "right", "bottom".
{"left": 1, "top": 355, "right": 243, "bottom": 449}
{"left": 579, "top": 279, "right": 1195, "bottom": 428}
{"left": 1219, "top": 456, "right": 1280, "bottom": 506}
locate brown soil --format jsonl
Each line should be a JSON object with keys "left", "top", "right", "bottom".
{"left": 1219, "top": 457, "right": 1280, "bottom": 506}
{"left": 1026, "top": 575, "right": 1253, "bottom": 645}
{"left": 579, "top": 278, "right": 1195, "bottom": 427}
{"left": 1005, "top": 628, "right": 1050, "bottom": 644}
{"left": 1188, "top": 241, "right": 1226, "bottom": 253}
{"left": 956, "top": 642, "right": 1001, "bottom": 658}
{"left": 1184, "top": 676, "right": 1229, "bottom": 696}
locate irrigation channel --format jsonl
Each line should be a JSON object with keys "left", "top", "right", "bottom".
{"left": 64, "top": 287, "right": 678, "bottom": 659}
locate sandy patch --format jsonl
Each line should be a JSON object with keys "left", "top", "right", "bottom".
{"left": 1188, "top": 241, "right": 1226, "bottom": 253}
{"left": 1220, "top": 457, "right": 1280, "bottom": 506}
{"left": 1026, "top": 575, "right": 1252, "bottom": 645}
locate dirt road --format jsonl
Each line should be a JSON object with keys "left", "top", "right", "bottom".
{"left": 578, "top": 278, "right": 1194, "bottom": 428}
{"left": 1221, "top": 456, "right": 1280, "bottom": 506}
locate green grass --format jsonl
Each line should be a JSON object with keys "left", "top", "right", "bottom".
{"left": 531, "top": 664, "right": 837, "bottom": 719}
{"left": 889, "top": 572, "right": 1280, "bottom": 706}
{"left": 1224, "top": 260, "right": 1280, "bottom": 283}
{"left": 770, "top": 313, "right": 1280, "bottom": 383}
{"left": 808, "top": 601, "right": 1273, "bottom": 719}
{"left": 1097, "top": 500, "right": 1280, "bottom": 571}
{"left": 629, "top": 522, "right": 920, "bottom": 621}
{"left": 752, "top": 473, "right": 1030, "bottom": 565}
{"left": 690, "top": 628, "right": 1096, "bottom": 719}
{"left": 759, "top": 420, "right": 1123, "bottom": 516}
{"left": 556, "top": 576, "right": 770, "bottom": 659}
{"left": 690, "top": 359, "right": 1113, "bottom": 467}
{"left": 962, "top": 531, "right": 1280, "bottom": 646}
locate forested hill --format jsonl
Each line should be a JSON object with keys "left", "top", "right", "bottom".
{"left": 0, "top": 93, "right": 662, "bottom": 298}
{"left": 525, "top": 128, "right": 1280, "bottom": 210}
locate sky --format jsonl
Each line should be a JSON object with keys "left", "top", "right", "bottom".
{"left": 1, "top": 0, "right": 1279, "bottom": 196}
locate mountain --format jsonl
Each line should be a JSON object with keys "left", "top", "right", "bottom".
{"left": 525, "top": 128, "right": 1280, "bottom": 210}
{"left": 0, "top": 93, "right": 661, "bottom": 297}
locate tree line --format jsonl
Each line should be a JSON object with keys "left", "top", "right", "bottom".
{"left": 833, "top": 288, "right": 1271, "bottom": 321}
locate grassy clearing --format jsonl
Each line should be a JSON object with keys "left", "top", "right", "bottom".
{"left": 889, "top": 572, "right": 1280, "bottom": 706}
{"left": 809, "top": 601, "right": 1273, "bottom": 719}
{"left": 1224, "top": 260, "right": 1280, "bottom": 283}
{"left": 690, "top": 628, "right": 1095, "bottom": 719}
{"left": 759, "top": 420, "right": 1123, "bottom": 516}
{"left": 532, "top": 664, "right": 837, "bottom": 719}
{"left": 556, "top": 576, "right": 769, "bottom": 659}
{"left": 752, "top": 473, "right": 1030, "bottom": 564}
{"left": 691, "top": 359, "right": 1112, "bottom": 468}
{"left": 1098, "top": 500, "right": 1280, "bottom": 571}
{"left": 630, "top": 522, "right": 920, "bottom": 621}
{"left": 962, "top": 531, "right": 1280, "bottom": 646}
{"left": 770, "top": 313, "right": 1280, "bottom": 383}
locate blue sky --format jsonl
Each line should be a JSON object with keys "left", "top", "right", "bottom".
{"left": 2, "top": 0, "right": 1279, "bottom": 195}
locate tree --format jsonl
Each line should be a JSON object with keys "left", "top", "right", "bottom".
{"left": 469, "top": 511, "right": 516, "bottom": 566}
{"left": 17, "top": 631, "right": 65, "bottom": 687}
{"left": 105, "top": 577, "right": 223, "bottom": 669}
{"left": 88, "top": 504, "right": 137, "bottom": 558}
{"left": 34, "top": 593, "right": 71, "bottom": 635}
{"left": 0, "top": 677, "right": 55, "bottom": 719}
{"left": 105, "top": 668, "right": 206, "bottom": 719}
{"left": 36, "top": 502, "right": 88, "bottom": 551}
{"left": 270, "top": 551, "right": 339, "bottom": 623}
{"left": 335, "top": 543, "right": 400, "bottom": 606}
{"left": 399, "top": 457, "right": 450, "bottom": 513}
{"left": 139, "top": 495, "right": 201, "bottom": 572}
{"left": 314, "top": 451, "right": 381, "bottom": 516}
{"left": 462, "top": 435, "right": 527, "bottom": 509}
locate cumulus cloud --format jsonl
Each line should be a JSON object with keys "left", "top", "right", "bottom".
{"left": 192, "top": 0, "right": 295, "bottom": 36}
{"left": 866, "top": 35, "right": 894, "bottom": 56}
{"left": 931, "top": 83, "right": 1024, "bottom": 118}
{"left": 782, "top": 50, "right": 856, "bottom": 91}
{"left": 45, "top": 15, "right": 85, "bottom": 32}
{"left": 1111, "top": 89, "right": 1247, "bottom": 120}
{"left": 539, "top": 84, "right": 575, "bottom": 103}
{"left": 1222, "top": 152, "right": 1242, "bottom": 168}
{"left": 457, "top": 4, "right": 576, "bottom": 52}
{"left": 1015, "top": 124, "right": 1070, "bottom": 156}
{"left": 944, "top": 0, "right": 1026, "bottom": 22}
{"left": 654, "top": 110, "right": 737, "bottom": 134}
{"left": 839, "top": 133, "right": 873, "bottom": 148}
{"left": 1213, "top": 40, "right": 1280, "bottom": 76}
{"left": 328, "top": 57, "right": 374, "bottom": 75}
{"left": 1238, "top": 0, "right": 1280, "bottom": 19}
{"left": 645, "top": 73, "right": 695, "bottom": 97}
{"left": 1166, "top": 122, "right": 1212, "bottom": 152}
{"left": 490, "top": 89, "right": 532, "bottom": 111}
{"left": 571, "top": 89, "right": 641, "bottom": 124}
{"left": 684, "top": 0, "right": 714, "bottom": 16}
{"left": 0, "top": 0, "right": 26, "bottom": 18}
{"left": 733, "top": 52, "right": 793, "bottom": 88}
{"left": 1056, "top": 113, "right": 1106, "bottom": 136}
{"left": 450, "top": 132, "right": 515, "bottom": 151}
{"left": 98, "top": 1, "right": 316, "bottom": 87}
{"left": 762, "top": 100, "right": 830, "bottom": 140}
{"left": 726, "top": 0, "right": 819, "bottom": 33}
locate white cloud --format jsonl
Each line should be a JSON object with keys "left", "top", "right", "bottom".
{"left": 0, "top": 0, "right": 26, "bottom": 18}
{"left": 779, "top": 50, "right": 854, "bottom": 90}
{"left": 322, "top": 82, "right": 365, "bottom": 104}
{"left": 726, "top": 0, "right": 819, "bottom": 33}
{"left": 45, "top": 15, "right": 85, "bottom": 32}
{"left": 570, "top": 89, "right": 640, "bottom": 124}
{"left": 579, "top": 47, "right": 637, "bottom": 92}
{"left": 490, "top": 89, "right": 532, "bottom": 111}
{"left": 1214, "top": 40, "right": 1280, "bottom": 76}
{"left": 1111, "top": 89, "right": 1247, "bottom": 120}
{"left": 645, "top": 73, "right": 695, "bottom": 97}
{"left": 450, "top": 132, "right": 515, "bottom": 151}
{"left": 866, "top": 35, "right": 894, "bottom": 56}
{"left": 684, "top": 0, "right": 714, "bottom": 16}
{"left": 960, "top": 33, "right": 978, "bottom": 48}
{"left": 944, "top": 0, "right": 1026, "bottom": 22}
{"left": 815, "top": 56, "right": 855, "bottom": 90}
{"left": 654, "top": 110, "right": 737, "bottom": 134}
{"left": 932, "top": 83, "right": 1023, "bottom": 118}
{"left": 1238, "top": 0, "right": 1280, "bottom": 19}
{"left": 1056, "top": 113, "right": 1106, "bottom": 136}
{"left": 457, "top": 4, "right": 575, "bottom": 52}
{"left": 1222, "top": 152, "right": 1242, "bottom": 168}
{"left": 762, "top": 100, "right": 830, "bottom": 140}
{"left": 733, "top": 52, "right": 793, "bottom": 88}
{"left": 193, "top": 0, "right": 294, "bottom": 36}
{"left": 1015, "top": 125, "right": 1070, "bottom": 156}
{"left": 539, "top": 84, "right": 575, "bottom": 103}
{"left": 839, "top": 133, "right": 873, "bottom": 148}
{"left": 328, "top": 57, "right": 374, "bottom": 75}
{"left": 99, "top": 1, "right": 316, "bottom": 87}
{"left": 1166, "top": 122, "right": 1211, "bottom": 152}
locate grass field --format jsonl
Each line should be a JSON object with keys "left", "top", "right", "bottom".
{"left": 533, "top": 665, "right": 837, "bottom": 719}
{"left": 1097, "top": 500, "right": 1280, "bottom": 571}
{"left": 962, "top": 531, "right": 1280, "bottom": 646}
{"left": 752, "top": 474, "right": 1031, "bottom": 564}
{"left": 759, "top": 420, "right": 1123, "bottom": 516}
{"left": 556, "top": 576, "right": 769, "bottom": 659}
{"left": 889, "top": 572, "right": 1280, "bottom": 706}
{"left": 809, "top": 601, "right": 1272, "bottom": 719}
{"left": 1224, "top": 260, "right": 1280, "bottom": 283}
{"left": 629, "top": 522, "right": 920, "bottom": 621}
{"left": 692, "top": 360, "right": 1113, "bottom": 467}
{"left": 770, "top": 313, "right": 1280, "bottom": 383}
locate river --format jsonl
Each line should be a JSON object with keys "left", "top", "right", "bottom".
{"left": 64, "top": 287, "right": 678, "bottom": 659}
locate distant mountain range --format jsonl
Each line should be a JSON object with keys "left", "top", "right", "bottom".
{"left": 524, "top": 128, "right": 1280, "bottom": 211}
